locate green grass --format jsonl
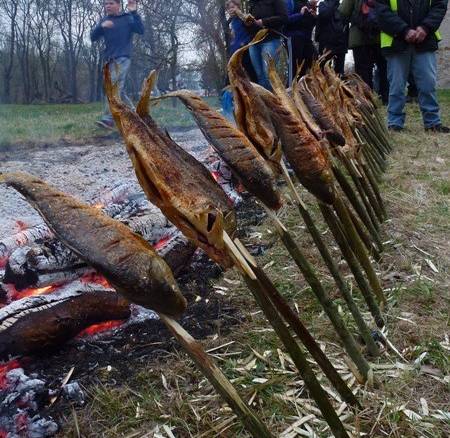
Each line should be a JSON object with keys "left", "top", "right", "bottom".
{"left": 0, "top": 96, "right": 220, "bottom": 147}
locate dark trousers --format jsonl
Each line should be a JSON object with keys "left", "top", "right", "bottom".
{"left": 319, "top": 46, "right": 346, "bottom": 75}
{"left": 353, "top": 45, "right": 389, "bottom": 104}
{"left": 290, "top": 35, "right": 316, "bottom": 79}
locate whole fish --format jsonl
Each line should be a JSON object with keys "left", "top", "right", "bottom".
{"left": 252, "top": 82, "right": 335, "bottom": 205}
{"left": 1, "top": 172, "right": 187, "bottom": 317}
{"left": 104, "top": 65, "right": 237, "bottom": 268}
{"left": 227, "top": 30, "right": 282, "bottom": 174}
{"left": 295, "top": 79, "right": 346, "bottom": 147}
{"left": 152, "top": 89, "right": 283, "bottom": 211}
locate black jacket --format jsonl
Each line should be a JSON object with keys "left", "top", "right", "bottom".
{"left": 316, "top": 0, "right": 348, "bottom": 54}
{"left": 248, "top": 0, "right": 288, "bottom": 38}
{"left": 375, "top": 0, "right": 447, "bottom": 55}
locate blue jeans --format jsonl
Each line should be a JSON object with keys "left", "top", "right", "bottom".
{"left": 103, "top": 56, "right": 134, "bottom": 122}
{"left": 386, "top": 47, "right": 441, "bottom": 128}
{"left": 249, "top": 38, "right": 282, "bottom": 90}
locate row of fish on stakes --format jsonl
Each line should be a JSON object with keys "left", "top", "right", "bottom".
{"left": 0, "top": 30, "right": 392, "bottom": 437}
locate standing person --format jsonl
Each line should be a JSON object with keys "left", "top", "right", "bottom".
{"left": 339, "top": 0, "right": 388, "bottom": 103}
{"left": 91, "top": 0, "right": 144, "bottom": 129}
{"left": 316, "top": 0, "right": 348, "bottom": 75}
{"left": 226, "top": 0, "right": 257, "bottom": 81}
{"left": 247, "top": 0, "right": 288, "bottom": 90}
{"left": 285, "top": 0, "right": 318, "bottom": 80}
{"left": 376, "top": 0, "right": 448, "bottom": 132}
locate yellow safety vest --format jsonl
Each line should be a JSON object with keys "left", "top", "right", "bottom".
{"left": 380, "top": 0, "right": 442, "bottom": 48}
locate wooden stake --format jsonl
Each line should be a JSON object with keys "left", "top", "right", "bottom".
{"left": 278, "top": 163, "right": 379, "bottom": 355}
{"left": 159, "top": 314, "right": 274, "bottom": 438}
{"left": 263, "top": 207, "right": 378, "bottom": 369}
{"left": 332, "top": 194, "right": 386, "bottom": 307}
{"left": 227, "top": 234, "right": 362, "bottom": 402}
{"left": 359, "top": 160, "right": 387, "bottom": 221}
{"left": 319, "top": 203, "right": 385, "bottom": 328}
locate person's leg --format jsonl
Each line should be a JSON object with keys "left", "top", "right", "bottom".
{"left": 334, "top": 52, "right": 346, "bottom": 75}
{"left": 353, "top": 46, "right": 374, "bottom": 89}
{"left": 385, "top": 48, "right": 411, "bottom": 128}
{"left": 243, "top": 51, "right": 258, "bottom": 83}
{"left": 101, "top": 57, "right": 132, "bottom": 124}
{"left": 249, "top": 43, "right": 265, "bottom": 87}
{"left": 411, "top": 49, "right": 441, "bottom": 128}
{"left": 302, "top": 39, "right": 315, "bottom": 76}
{"left": 374, "top": 47, "right": 389, "bottom": 104}
{"left": 260, "top": 38, "right": 282, "bottom": 89}
{"left": 290, "top": 36, "right": 304, "bottom": 80}
{"left": 116, "top": 57, "right": 134, "bottom": 109}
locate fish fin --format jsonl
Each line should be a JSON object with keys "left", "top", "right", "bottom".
{"left": 136, "top": 70, "right": 158, "bottom": 117}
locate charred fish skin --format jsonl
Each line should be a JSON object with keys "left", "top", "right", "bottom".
{"left": 157, "top": 90, "right": 283, "bottom": 211}
{"left": 252, "top": 84, "right": 335, "bottom": 205}
{"left": 1, "top": 172, "right": 187, "bottom": 318}
{"left": 227, "top": 31, "right": 282, "bottom": 174}
{"left": 104, "top": 66, "right": 237, "bottom": 268}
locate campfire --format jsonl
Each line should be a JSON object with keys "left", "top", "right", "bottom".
{"left": 0, "top": 132, "right": 243, "bottom": 437}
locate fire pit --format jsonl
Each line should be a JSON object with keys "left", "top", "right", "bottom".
{"left": 0, "top": 128, "right": 265, "bottom": 437}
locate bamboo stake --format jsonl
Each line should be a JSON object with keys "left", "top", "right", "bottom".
{"left": 319, "top": 203, "right": 385, "bottom": 328}
{"left": 332, "top": 193, "right": 386, "bottom": 307}
{"left": 347, "top": 203, "right": 382, "bottom": 260}
{"left": 159, "top": 314, "right": 274, "bottom": 438}
{"left": 263, "top": 206, "right": 379, "bottom": 362}
{"left": 222, "top": 235, "right": 353, "bottom": 436}
{"left": 359, "top": 160, "right": 387, "bottom": 220}
{"left": 278, "top": 162, "right": 380, "bottom": 355}
{"left": 224, "top": 233, "right": 361, "bottom": 404}
{"left": 332, "top": 162, "right": 381, "bottom": 237}
{"left": 339, "top": 153, "right": 384, "bottom": 226}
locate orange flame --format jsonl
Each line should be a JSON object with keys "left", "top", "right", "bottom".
{"left": 14, "top": 285, "right": 57, "bottom": 300}
{"left": 77, "top": 320, "right": 124, "bottom": 337}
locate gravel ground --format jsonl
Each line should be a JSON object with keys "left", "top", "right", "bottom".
{"left": 0, "top": 129, "right": 211, "bottom": 238}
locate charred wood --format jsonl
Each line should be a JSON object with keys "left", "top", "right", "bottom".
{"left": 0, "top": 282, "right": 131, "bottom": 358}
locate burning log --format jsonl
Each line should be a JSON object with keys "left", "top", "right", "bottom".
{"left": 0, "top": 281, "right": 130, "bottom": 358}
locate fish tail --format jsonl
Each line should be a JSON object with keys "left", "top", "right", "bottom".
{"left": 136, "top": 70, "right": 158, "bottom": 117}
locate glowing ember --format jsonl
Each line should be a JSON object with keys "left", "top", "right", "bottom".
{"left": 211, "top": 171, "right": 220, "bottom": 182}
{"left": 15, "top": 220, "right": 28, "bottom": 232}
{"left": 154, "top": 235, "right": 171, "bottom": 250}
{"left": 77, "top": 320, "right": 124, "bottom": 337}
{"left": 8, "top": 285, "right": 59, "bottom": 301}
{"left": 80, "top": 272, "right": 111, "bottom": 288}
{"left": 93, "top": 203, "right": 104, "bottom": 209}
{"left": 0, "top": 359, "right": 21, "bottom": 390}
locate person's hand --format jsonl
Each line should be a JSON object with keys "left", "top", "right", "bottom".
{"left": 301, "top": 5, "right": 309, "bottom": 14}
{"left": 414, "top": 26, "right": 428, "bottom": 43}
{"left": 404, "top": 29, "right": 417, "bottom": 43}
{"left": 127, "top": 0, "right": 137, "bottom": 12}
{"left": 254, "top": 18, "right": 264, "bottom": 27}
{"left": 101, "top": 20, "right": 114, "bottom": 28}
{"left": 227, "top": 4, "right": 239, "bottom": 17}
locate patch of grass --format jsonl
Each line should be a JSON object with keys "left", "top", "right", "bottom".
{"left": 412, "top": 340, "right": 450, "bottom": 375}
{"left": 0, "top": 96, "right": 220, "bottom": 147}
{"left": 58, "top": 93, "right": 450, "bottom": 437}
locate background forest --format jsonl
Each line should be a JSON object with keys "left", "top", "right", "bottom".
{"left": 0, "top": 0, "right": 236, "bottom": 104}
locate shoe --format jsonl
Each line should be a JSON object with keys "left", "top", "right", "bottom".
{"left": 96, "top": 119, "right": 115, "bottom": 130}
{"left": 388, "top": 125, "right": 403, "bottom": 132}
{"left": 425, "top": 124, "right": 450, "bottom": 133}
